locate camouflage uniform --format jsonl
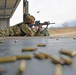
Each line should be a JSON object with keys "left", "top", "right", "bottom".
{"left": 0, "top": 23, "right": 36, "bottom": 37}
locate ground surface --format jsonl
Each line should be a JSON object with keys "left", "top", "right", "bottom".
{"left": 49, "top": 27, "right": 76, "bottom": 38}
{"left": 0, "top": 37, "right": 76, "bottom": 75}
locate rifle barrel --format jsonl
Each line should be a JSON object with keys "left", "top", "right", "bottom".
{"left": 50, "top": 23, "right": 55, "bottom": 24}
{"left": 29, "top": 22, "right": 55, "bottom": 27}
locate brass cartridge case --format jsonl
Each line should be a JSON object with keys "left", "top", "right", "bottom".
{"left": 0, "top": 56, "right": 16, "bottom": 63}
{"left": 50, "top": 56, "right": 61, "bottom": 64}
{"left": 34, "top": 53, "right": 45, "bottom": 59}
{"left": 18, "top": 60, "right": 26, "bottom": 73}
{"left": 71, "top": 51, "right": 76, "bottom": 57}
{"left": 16, "top": 55, "right": 33, "bottom": 60}
{"left": 39, "top": 52, "right": 52, "bottom": 58}
{"left": 37, "top": 44, "right": 46, "bottom": 47}
{"left": 59, "top": 49, "right": 73, "bottom": 57}
{"left": 22, "top": 47, "right": 37, "bottom": 51}
{"left": 60, "top": 56, "right": 72, "bottom": 65}
{"left": 54, "top": 64, "right": 62, "bottom": 75}
{"left": 50, "top": 56, "right": 64, "bottom": 64}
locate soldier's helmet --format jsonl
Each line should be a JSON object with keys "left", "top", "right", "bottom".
{"left": 24, "top": 15, "right": 35, "bottom": 24}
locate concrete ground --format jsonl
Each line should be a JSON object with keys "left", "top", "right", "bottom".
{"left": 0, "top": 37, "right": 76, "bottom": 75}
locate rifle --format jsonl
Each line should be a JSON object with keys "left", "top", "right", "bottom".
{"left": 29, "top": 21, "right": 55, "bottom": 28}
{"left": 29, "top": 21, "right": 55, "bottom": 36}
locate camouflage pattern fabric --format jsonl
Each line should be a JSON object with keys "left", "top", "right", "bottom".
{"left": 19, "top": 23, "right": 35, "bottom": 36}
{"left": 0, "top": 23, "right": 35, "bottom": 37}
{"left": 0, "top": 23, "right": 49, "bottom": 36}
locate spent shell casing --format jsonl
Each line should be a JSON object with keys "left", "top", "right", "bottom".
{"left": 39, "top": 52, "right": 52, "bottom": 58}
{"left": 37, "top": 44, "right": 46, "bottom": 47}
{"left": 54, "top": 64, "right": 62, "bottom": 75}
{"left": 22, "top": 47, "right": 37, "bottom": 51}
{"left": 71, "top": 51, "right": 76, "bottom": 57}
{"left": 19, "top": 60, "right": 26, "bottom": 73}
{"left": 50, "top": 56, "right": 64, "bottom": 64}
{"left": 34, "top": 53, "right": 45, "bottom": 59}
{"left": 16, "top": 55, "right": 33, "bottom": 60}
{"left": 59, "top": 49, "right": 73, "bottom": 57}
{"left": 60, "top": 56, "right": 72, "bottom": 65}
{"left": 0, "top": 56, "right": 16, "bottom": 63}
